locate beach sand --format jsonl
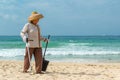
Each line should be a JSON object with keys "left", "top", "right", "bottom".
{"left": 0, "top": 61, "right": 120, "bottom": 80}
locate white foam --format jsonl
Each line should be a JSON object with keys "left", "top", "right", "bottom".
{"left": 0, "top": 49, "right": 25, "bottom": 57}
{"left": 46, "top": 50, "right": 120, "bottom": 55}
{"left": 0, "top": 48, "right": 120, "bottom": 57}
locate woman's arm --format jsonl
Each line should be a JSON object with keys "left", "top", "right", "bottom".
{"left": 20, "top": 23, "right": 29, "bottom": 43}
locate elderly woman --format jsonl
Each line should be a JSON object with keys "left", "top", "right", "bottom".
{"left": 20, "top": 11, "right": 48, "bottom": 74}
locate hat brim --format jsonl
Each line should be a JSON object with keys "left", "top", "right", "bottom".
{"left": 28, "top": 14, "right": 44, "bottom": 21}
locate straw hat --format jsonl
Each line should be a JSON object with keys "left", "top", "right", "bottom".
{"left": 28, "top": 11, "right": 44, "bottom": 22}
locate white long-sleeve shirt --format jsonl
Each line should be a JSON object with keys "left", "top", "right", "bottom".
{"left": 20, "top": 23, "right": 45, "bottom": 48}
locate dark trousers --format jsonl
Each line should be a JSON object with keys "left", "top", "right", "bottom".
{"left": 23, "top": 47, "right": 42, "bottom": 73}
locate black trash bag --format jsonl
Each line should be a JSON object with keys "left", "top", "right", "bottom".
{"left": 42, "top": 58, "right": 49, "bottom": 71}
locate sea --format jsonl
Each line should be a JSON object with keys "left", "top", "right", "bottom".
{"left": 0, "top": 35, "right": 120, "bottom": 62}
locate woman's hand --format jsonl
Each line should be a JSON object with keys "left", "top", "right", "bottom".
{"left": 44, "top": 38, "right": 49, "bottom": 43}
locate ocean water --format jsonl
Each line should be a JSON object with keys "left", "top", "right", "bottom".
{"left": 0, "top": 36, "right": 120, "bottom": 62}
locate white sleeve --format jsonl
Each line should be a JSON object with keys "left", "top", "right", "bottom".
{"left": 20, "top": 23, "right": 29, "bottom": 43}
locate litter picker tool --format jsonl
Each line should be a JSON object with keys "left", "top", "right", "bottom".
{"left": 26, "top": 42, "right": 33, "bottom": 74}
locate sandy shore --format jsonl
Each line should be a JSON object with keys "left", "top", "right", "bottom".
{"left": 0, "top": 61, "right": 120, "bottom": 80}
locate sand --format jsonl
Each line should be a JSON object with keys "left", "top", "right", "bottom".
{"left": 0, "top": 60, "right": 120, "bottom": 80}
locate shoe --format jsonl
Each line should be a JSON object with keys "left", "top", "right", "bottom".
{"left": 36, "top": 72, "right": 44, "bottom": 74}
{"left": 23, "top": 71, "right": 28, "bottom": 73}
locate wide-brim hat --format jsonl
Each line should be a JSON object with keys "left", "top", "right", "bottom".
{"left": 28, "top": 11, "right": 44, "bottom": 22}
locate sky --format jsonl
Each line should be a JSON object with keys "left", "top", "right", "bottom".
{"left": 0, "top": 0, "right": 120, "bottom": 36}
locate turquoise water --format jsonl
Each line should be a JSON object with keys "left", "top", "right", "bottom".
{"left": 0, "top": 36, "right": 120, "bottom": 62}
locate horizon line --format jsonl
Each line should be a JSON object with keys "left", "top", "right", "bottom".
{"left": 0, "top": 35, "right": 120, "bottom": 37}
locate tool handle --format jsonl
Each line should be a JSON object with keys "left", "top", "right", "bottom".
{"left": 43, "top": 35, "right": 50, "bottom": 58}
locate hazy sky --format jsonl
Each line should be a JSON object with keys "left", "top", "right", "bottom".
{"left": 0, "top": 0, "right": 120, "bottom": 36}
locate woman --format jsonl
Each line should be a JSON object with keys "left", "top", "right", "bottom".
{"left": 20, "top": 11, "right": 48, "bottom": 74}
